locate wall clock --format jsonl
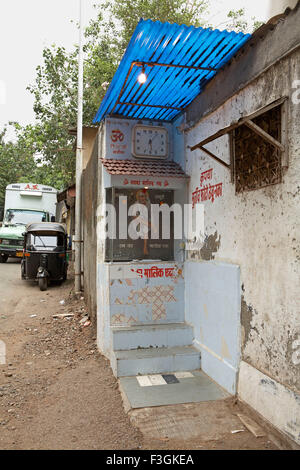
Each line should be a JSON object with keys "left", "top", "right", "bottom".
{"left": 132, "top": 125, "right": 168, "bottom": 159}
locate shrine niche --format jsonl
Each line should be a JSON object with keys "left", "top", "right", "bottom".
{"left": 105, "top": 187, "right": 174, "bottom": 262}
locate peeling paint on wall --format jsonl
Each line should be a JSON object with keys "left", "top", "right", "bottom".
{"left": 188, "top": 230, "right": 221, "bottom": 261}
{"left": 291, "top": 337, "right": 300, "bottom": 366}
{"left": 286, "top": 334, "right": 300, "bottom": 390}
{"left": 239, "top": 361, "right": 300, "bottom": 446}
{"left": 260, "top": 378, "right": 278, "bottom": 396}
{"left": 200, "top": 232, "right": 221, "bottom": 260}
{"left": 288, "top": 334, "right": 300, "bottom": 365}
{"left": 241, "top": 296, "right": 255, "bottom": 350}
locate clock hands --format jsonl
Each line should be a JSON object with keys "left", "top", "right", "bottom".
{"left": 148, "top": 132, "right": 161, "bottom": 152}
{"left": 135, "top": 126, "right": 166, "bottom": 157}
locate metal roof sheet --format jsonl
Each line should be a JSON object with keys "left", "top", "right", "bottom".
{"left": 93, "top": 19, "right": 251, "bottom": 123}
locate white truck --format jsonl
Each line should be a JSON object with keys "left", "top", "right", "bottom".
{"left": 0, "top": 183, "right": 57, "bottom": 262}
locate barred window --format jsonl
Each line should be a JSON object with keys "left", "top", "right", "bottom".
{"left": 233, "top": 105, "right": 283, "bottom": 193}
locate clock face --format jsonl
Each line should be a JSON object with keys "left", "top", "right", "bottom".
{"left": 133, "top": 125, "right": 168, "bottom": 159}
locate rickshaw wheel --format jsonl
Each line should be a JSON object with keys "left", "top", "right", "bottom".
{"left": 0, "top": 254, "right": 8, "bottom": 263}
{"left": 38, "top": 278, "right": 48, "bottom": 291}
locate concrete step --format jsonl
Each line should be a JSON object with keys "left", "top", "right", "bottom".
{"left": 111, "top": 345, "right": 201, "bottom": 377}
{"left": 111, "top": 323, "right": 194, "bottom": 351}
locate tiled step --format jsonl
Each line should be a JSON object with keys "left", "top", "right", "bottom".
{"left": 111, "top": 323, "right": 194, "bottom": 351}
{"left": 111, "top": 345, "right": 201, "bottom": 377}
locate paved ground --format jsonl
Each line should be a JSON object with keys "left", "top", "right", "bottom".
{"left": 119, "top": 370, "right": 229, "bottom": 409}
{"left": 0, "top": 259, "right": 290, "bottom": 450}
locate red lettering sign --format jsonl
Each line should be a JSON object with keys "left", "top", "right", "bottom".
{"left": 131, "top": 267, "right": 175, "bottom": 279}
{"left": 24, "top": 184, "right": 39, "bottom": 190}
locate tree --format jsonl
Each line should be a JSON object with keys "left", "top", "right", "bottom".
{"left": 0, "top": 120, "right": 73, "bottom": 216}
{"left": 0, "top": 126, "right": 37, "bottom": 213}
{"left": 26, "top": 46, "right": 79, "bottom": 186}
{"left": 91, "top": 0, "right": 209, "bottom": 50}
{"left": 220, "top": 8, "right": 264, "bottom": 33}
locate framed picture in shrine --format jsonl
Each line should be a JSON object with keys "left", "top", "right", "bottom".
{"left": 105, "top": 188, "right": 174, "bottom": 262}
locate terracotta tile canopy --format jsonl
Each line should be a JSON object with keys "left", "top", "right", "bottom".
{"left": 101, "top": 158, "right": 189, "bottom": 178}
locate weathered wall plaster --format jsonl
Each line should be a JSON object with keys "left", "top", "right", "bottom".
{"left": 185, "top": 49, "right": 300, "bottom": 441}
{"left": 239, "top": 361, "right": 300, "bottom": 445}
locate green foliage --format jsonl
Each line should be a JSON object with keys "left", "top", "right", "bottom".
{"left": 83, "top": 37, "right": 120, "bottom": 124}
{"left": 0, "top": 121, "right": 74, "bottom": 214}
{"left": 25, "top": 46, "right": 79, "bottom": 187}
{"left": 0, "top": 126, "right": 37, "bottom": 211}
{"left": 226, "top": 8, "right": 264, "bottom": 33}
{"left": 226, "top": 9, "right": 248, "bottom": 32}
{"left": 106, "top": 0, "right": 209, "bottom": 49}
{"left": 252, "top": 20, "right": 265, "bottom": 32}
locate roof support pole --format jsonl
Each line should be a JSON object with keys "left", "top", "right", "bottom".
{"left": 190, "top": 97, "right": 288, "bottom": 152}
{"left": 193, "top": 146, "right": 231, "bottom": 170}
{"left": 134, "top": 61, "right": 218, "bottom": 72}
{"left": 75, "top": 0, "right": 84, "bottom": 294}
{"left": 243, "top": 120, "right": 285, "bottom": 151}
{"left": 117, "top": 101, "right": 183, "bottom": 111}
{"left": 111, "top": 60, "right": 218, "bottom": 115}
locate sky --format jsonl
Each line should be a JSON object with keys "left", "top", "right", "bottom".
{"left": 0, "top": 0, "right": 273, "bottom": 135}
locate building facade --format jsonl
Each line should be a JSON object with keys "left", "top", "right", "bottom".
{"left": 81, "top": 4, "right": 300, "bottom": 446}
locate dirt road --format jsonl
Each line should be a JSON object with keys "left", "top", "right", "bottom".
{"left": 0, "top": 260, "right": 289, "bottom": 450}
{"left": 0, "top": 259, "right": 142, "bottom": 450}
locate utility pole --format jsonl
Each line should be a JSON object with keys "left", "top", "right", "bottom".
{"left": 75, "top": 0, "right": 84, "bottom": 293}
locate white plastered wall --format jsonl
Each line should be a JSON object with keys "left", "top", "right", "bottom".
{"left": 185, "top": 49, "right": 300, "bottom": 444}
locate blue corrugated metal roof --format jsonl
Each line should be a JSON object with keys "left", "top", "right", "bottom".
{"left": 93, "top": 19, "right": 251, "bottom": 123}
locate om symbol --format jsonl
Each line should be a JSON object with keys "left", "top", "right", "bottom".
{"left": 111, "top": 129, "right": 124, "bottom": 143}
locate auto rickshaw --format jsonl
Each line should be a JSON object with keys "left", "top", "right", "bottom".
{"left": 21, "top": 222, "right": 68, "bottom": 291}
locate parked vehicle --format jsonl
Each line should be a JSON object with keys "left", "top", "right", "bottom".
{"left": 0, "top": 183, "right": 57, "bottom": 263}
{"left": 21, "top": 222, "right": 68, "bottom": 291}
